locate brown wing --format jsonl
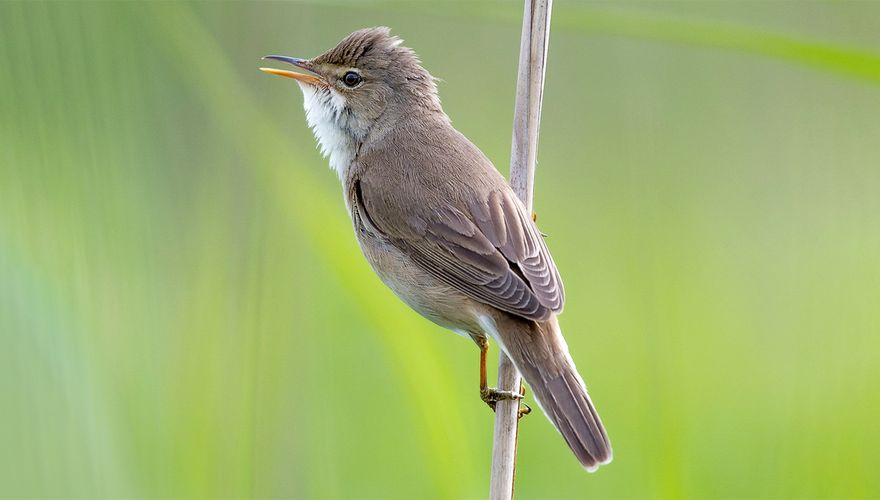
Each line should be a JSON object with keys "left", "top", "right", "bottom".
{"left": 354, "top": 178, "right": 564, "bottom": 321}
{"left": 468, "top": 189, "right": 564, "bottom": 314}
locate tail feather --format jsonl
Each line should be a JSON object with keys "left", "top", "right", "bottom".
{"left": 488, "top": 314, "right": 612, "bottom": 471}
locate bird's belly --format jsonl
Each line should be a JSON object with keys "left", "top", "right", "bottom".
{"left": 355, "top": 230, "right": 481, "bottom": 336}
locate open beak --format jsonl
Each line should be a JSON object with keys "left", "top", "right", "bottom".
{"left": 260, "top": 55, "right": 324, "bottom": 86}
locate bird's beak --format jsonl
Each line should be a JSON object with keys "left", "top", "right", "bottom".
{"left": 260, "top": 55, "right": 323, "bottom": 86}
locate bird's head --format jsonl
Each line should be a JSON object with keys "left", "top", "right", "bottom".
{"left": 261, "top": 27, "right": 440, "bottom": 150}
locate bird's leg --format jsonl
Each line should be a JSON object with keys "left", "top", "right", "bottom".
{"left": 479, "top": 338, "right": 526, "bottom": 412}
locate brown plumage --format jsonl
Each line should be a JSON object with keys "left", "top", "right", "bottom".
{"left": 263, "top": 27, "right": 612, "bottom": 471}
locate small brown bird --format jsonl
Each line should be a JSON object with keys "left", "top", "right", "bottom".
{"left": 261, "top": 27, "right": 612, "bottom": 471}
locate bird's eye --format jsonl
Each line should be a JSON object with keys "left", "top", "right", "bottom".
{"left": 342, "top": 71, "right": 362, "bottom": 87}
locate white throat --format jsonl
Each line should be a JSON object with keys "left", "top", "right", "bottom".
{"left": 299, "top": 84, "right": 358, "bottom": 180}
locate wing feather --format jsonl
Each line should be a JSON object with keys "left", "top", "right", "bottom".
{"left": 356, "top": 175, "right": 564, "bottom": 321}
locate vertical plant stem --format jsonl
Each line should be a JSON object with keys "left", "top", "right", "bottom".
{"left": 489, "top": 1, "right": 553, "bottom": 499}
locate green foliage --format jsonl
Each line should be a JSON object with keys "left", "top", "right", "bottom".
{"left": 1, "top": 1, "right": 879, "bottom": 497}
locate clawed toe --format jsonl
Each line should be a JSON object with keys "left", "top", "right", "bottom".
{"left": 480, "top": 387, "right": 526, "bottom": 412}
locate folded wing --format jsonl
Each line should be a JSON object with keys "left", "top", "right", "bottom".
{"left": 356, "top": 180, "right": 564, "bottom": 321}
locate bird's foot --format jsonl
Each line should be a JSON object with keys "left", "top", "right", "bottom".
{"left": 477, "top": 341, "right": 530, "bottom": 417}
{"left": 480, "top": 385, "right": 529, "bottom": 418}
{"left": 480, "top": 387, "right": 523, "bottom": 411}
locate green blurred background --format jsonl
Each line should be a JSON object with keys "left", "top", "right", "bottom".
{"left": 2, "top": 1, "right": 879, "bottom": 498}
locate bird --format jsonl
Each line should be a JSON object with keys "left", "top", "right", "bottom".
{"left": 260, "top": 27, "right": 612, "bottom": 471}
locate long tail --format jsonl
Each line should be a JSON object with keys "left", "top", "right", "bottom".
{"left": 488, "top": 314, "right": 612, "bottom": 471}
